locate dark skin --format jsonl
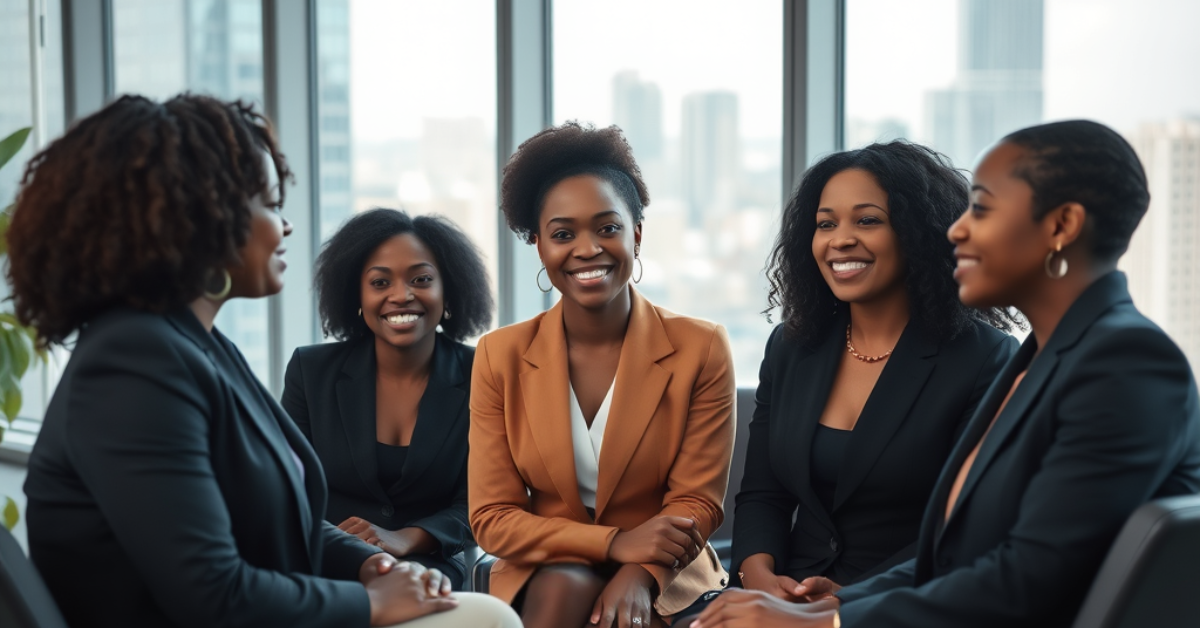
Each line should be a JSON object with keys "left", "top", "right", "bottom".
{"left": 689, "top": 141, "right": 1114, "bottom": 628}
{"left": 188, "top": 160, "right": 455, "bottom": 626}
{"left": 337, "top": 233, "right": 449, "bottom": 558}
{"left": 518, "top": 175, "right": 702, "bottom": 628}
{"left": 738, "top": 168, "right": 910, "bottom": 603}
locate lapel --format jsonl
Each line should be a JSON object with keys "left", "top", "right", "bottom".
{"left": 166, "top": 308, "right": 317, "bottom": 566}
{"left": 777, "top": 326, "right": 843, "bottom": 534}
{"left": 938, "top": 272, "right": 1133, "bottom": 542}
{"left": 595, "top": 289, "right": 675, "bottom": 516}
{"left": 520, "top": 299, "right": 593, "bottom": 522}
{"left": 392, "top": 335, "right": 468, "bottom": 495}
{"left": 335, "top": 340, "right": 392, "bottom": 506}
{"left": 833, "top": 322, "right": 938, "bottom": 511}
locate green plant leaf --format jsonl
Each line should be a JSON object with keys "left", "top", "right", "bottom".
{"left": 0, "top": 422, "right": 5, "bottom": 441}
{"left": 0, "top": 127, "right": 32, "bottom": 172}
{"left": 2, "top": 327, "right": 30, "bottom": 379}
{"left": 0, "top": 207, "right": 9, "bottom": 256}
{"left": 1, "top": 376, "right": 21, "bottom": 423}
{"left": 2, "top": 497, "right": 17, "bottom": 531}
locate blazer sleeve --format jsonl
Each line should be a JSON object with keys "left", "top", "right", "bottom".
{"left": 639, "top": 324, "right": 737, "bottom": 594}
{"left": 729, "top": 325, "right": 798, "bottom": 581}
{"left": 319, "top": 520, "right": 384, "bottom": 581}
{"left": 469, "top": 334, "right": 621, "bottom": 564}
{"left": 64, "top": 335, "right": 370, "bottom": 628}
{"left": 839, "top": 326, "right": 1199, "bottom": 628}
{"left": 281, "top": 348, "right": 313, "bottom": 442}
{"left": 406, "top": 461, "right": 472, "bottom": 559}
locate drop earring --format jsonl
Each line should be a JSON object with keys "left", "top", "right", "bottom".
{"left": 1044, "top": 242, "right": 1068, "bottom": 279}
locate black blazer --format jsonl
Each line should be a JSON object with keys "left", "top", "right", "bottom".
{"left": 281, "top": 334, "right": 473, "bottom": 585}
{"left": 732, "top": 317, "right": 1015, "bottom": 585}
{"left": 838, "top": 272, "right": 1200, "bottom": 627}
{"left": 24, "top": 307, "right": 381, "bottom": 628}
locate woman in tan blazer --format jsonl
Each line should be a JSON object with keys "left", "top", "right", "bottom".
{"left": 469, "top": 123, "right": 736, "bottom": 628}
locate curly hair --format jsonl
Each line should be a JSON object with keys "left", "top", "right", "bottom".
{"left": 765, "top": 140, "right": 1020, "bottom": 348}
{"left": 500, "top": 121, "right": 649, "bottom": 243}
{"left": 6, "top": 93, "right": 291, "bottom": 347}
{"left": 1003, "top": 120, "right": 1150, "bottom": 263}
{"left": 315, "top": 208, "right": 494, "bottom": 342}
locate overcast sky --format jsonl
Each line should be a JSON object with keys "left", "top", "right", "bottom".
{"left": 348, "top": 0, "right": 1200, "bottom": 143}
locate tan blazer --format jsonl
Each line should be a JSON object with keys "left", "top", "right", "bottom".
{"left": 468, "top": 289, "right": 736, "bottom": 615}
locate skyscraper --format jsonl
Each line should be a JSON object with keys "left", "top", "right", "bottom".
{"left": 316, "top": 0, "right": 353, "bottom": 239}
{"left": 1123, "top": 118, "right": 1200, "bottom": 366}
{"left": 612, "top": 71, "right": 664, "bottom": 161}
{"left": 681, "top": 90, "right": 739, "bottom": 228}
{"left": 925, "top": 0, "right": 1043, "bottom": 168}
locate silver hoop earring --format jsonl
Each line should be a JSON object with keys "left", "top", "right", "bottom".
{"left": 204, "top": 269, "right": 232, "bottom": 301}
{"left": 536, "top": 266, "right": 553, "bottom": 293}
{"left": 358, "top": 308, "right": 362, "bottom": 317}
{"left": 1044, "top": 244, "right": 1068, "bottom": 279}
{"left": 632, "top": 257, "right": 644, "bottom": 284}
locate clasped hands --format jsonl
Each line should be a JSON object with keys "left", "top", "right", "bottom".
{"left": 358, "top": 553, "right": 456, "bottom": 627}
{"left": 586, "top": 516, "right": 705, "bottom": 628}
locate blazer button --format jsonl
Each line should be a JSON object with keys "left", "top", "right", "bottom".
{"left": 381, "top": 505, "right": 395, "bottom": 518}
{"left": 829, "top": 538, "right": 840, "bottom": 552}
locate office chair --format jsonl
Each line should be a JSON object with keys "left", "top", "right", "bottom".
{"left": 1072, "top": 494, "right": 1200, "bottom": 627}
{"left": 0, "top": 525, "right": 68, "bottom": 628}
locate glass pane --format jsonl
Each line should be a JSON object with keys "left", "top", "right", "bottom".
{"left": 315, "top": 0, "right": 498, "bottom": 338}
{"left": 113, "top": 0, "right": 271, "bottom": 384}
{"left": 846, "top": 0, "right": 1200, "bottom": 366}
{"left": 553, "top": 0, "right": 783, "bottom": 385}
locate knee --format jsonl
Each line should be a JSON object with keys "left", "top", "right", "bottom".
{"left": 526, "top": 564, "right": 606, "bottom": 598}
{"left": 450, "top": 593, "right": 523, "bottom": 628}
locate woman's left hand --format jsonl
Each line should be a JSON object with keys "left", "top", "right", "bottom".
{"left": 589, "top": 563, "right": 656, "bottom": 628}
{"left": 339, "top": 517, "right": 436, "bottom": 557}
{"left": 689, "top": 589, "right": 838, "bottom": 628}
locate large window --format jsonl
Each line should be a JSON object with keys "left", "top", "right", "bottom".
{"left": 553, "top": 0, "right": 783, "bottom": 384}
{"left": 112, "top": 0, "right": 271, "bottom": 384}
{"left": 846, "top": 0, "right": 1200, "bottom": 365}
{"left": 315, "top": 0, "right": 498, "bottom": 337}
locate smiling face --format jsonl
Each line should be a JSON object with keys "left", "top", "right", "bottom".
{"left": 536, "top": 174, "right": 642, "bottom": 311}
{"left": 811, "top": 168, "right": 906, "bottom": 306}
{"left": 360, "top": 233, "right": 445, "bottom": 350}
{"left": 948, "top": 142, "right": 1052, "bottom": 309}
{"left": 229, "top": 150, "right": 291, "bottom": 298}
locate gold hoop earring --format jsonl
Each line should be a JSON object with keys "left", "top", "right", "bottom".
{"left": 1045, "top": 242, "right": 1068, "bottom": 279}
{"left": 204, "top": 269, "right": 232, "bottom": 301}
{"left": 536, "top": 266, "right": 553, "bottom": 293}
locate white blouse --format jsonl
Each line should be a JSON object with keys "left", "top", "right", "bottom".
{"left": 569, "top": 381, "right": 615, "bottom": 510}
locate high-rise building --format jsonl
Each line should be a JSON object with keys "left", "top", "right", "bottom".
{"left": 612, "top": 71, "right": 664, "bottom": 161}
{"left": 924, "top": 0, "right": 1043, "bottom": 168}
{"left": 1123, "top": 118, "right": 1200, "bottom": 366}
{"left": 316, "top": 0, "right": 353, "bottom": 239}
{"left": 681, "top": 90, "right": 739, "bottom": 228}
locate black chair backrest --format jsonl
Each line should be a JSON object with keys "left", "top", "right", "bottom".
{"left": 0, "top": 524, "right": 68, "bottom": 628}
{"left": 1073, "top": 494, "right": 1200, "bottom": 628}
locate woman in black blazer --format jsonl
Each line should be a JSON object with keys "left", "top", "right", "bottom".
{"left": 727, "top": 141, "right": 1019, "bottom": 604}
{"left": 694, "top": 122, "right": 1200, "bottom": 628}
{"left": 12, "top": 95, "right": 519, "bottom": 628}
{"left": 282, "top": 208, "right": 493, "bottom": 590}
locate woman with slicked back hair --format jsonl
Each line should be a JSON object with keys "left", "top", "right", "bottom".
{"left": 11, "top": 94, "right": 519, "bottom": 628}
{"left": 692, "top": 122, "right": 1200, "bottom": 628}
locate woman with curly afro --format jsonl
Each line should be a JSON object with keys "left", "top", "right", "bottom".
{"left": 282, "top": 208, "right": 494, "bottom": 590}
{"left": 468, "top": 122, "right": 736, "bottom": 628}
{"left": 10, "top": 94, "right": 519, "bottom": 628}
{"left": 717, "top": 141, "right": 1018, "bottom": 617}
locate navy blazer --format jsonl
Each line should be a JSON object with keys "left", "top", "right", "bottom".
{"left": 24, "top": 307, "right": 381, "bottom": 628}
{"left": 838, "top": 272, "right": 1200, "bottom": 627}
{"left": 282, "top": 334, "right": 473, "bottom": 586}
{"left": 732, "top": 318, "right": 1015, "bottom": 585}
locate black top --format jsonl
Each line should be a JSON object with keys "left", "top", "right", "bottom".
{"left": 838, "top": 272, "right": 1200, "bottom": 628}
{"left": 24, "top": 307, "right": 381, "bottom": 628}
{"left": 376, "top": 442, "right": 409, "bottom": 489}
{"left": 281, "top": 333, "right": 475, "bottom": 587}
{"left": 733, "top": 317, "right": 1017, "bottom": 586}
{"left": 811, "top": 424, "right": 851, "bottom": 515}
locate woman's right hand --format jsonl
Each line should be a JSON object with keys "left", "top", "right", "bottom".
{"left": 608, "top": 515, "right": 704, "bottom": 568}
{"left": 792, "top": 576, "right": 841, "bottom": 603}
{"left": 365, "top": 562, "right": 458, "bottom": 626}
{"left": 738, "top": 553, "right": 839, "bottom": 603}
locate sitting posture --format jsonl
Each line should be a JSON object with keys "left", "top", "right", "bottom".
{"left": 282, "top": 208, "right": 494, "bottom": 590}
{"left": 469, "top": 122, "right": 736, "bottom": 628}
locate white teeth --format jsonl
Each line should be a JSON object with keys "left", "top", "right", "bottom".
{"left": 574, "top": 269, "right": 609, "bottom": 280}
{"left": 385, "top": 313, "right": 419, "bottom": 325}
{"left": 957, "top": 259, "right": 979, "bottom": 269}
{"left": 831, "top": 261, "right": 869, "bottom": 272}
